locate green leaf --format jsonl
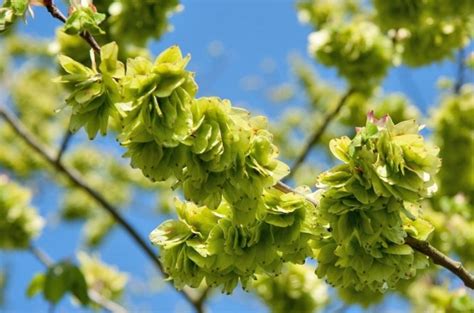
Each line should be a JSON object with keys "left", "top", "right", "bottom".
{"left": 66, "top": 266, "right": 89, "bottom": 305}
{"left": 26, "top": 273, "right": 45, "bottom": 298}
{"left": 44, "top": 263, "right": 68, "bottom": 304}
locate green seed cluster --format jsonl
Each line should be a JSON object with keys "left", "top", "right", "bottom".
{"left": 150, "top": 189, "right": 321, "bottom": 294}
{"left": 118, "top": 47, "right": 289, "bottom": 224}
{"left": 96, "top": 0, "right": 181, "bottom": 46}
{"left": 433, "top": 85, "right": 474, "bottom": 200}
{"left": 56, "top": 44, "right": 289, "bottom": 223}
{"left": 252, "top": 263, "right": 328, "bottom": 313}
{"left": 57, "top": 42, "right": 124, "bottom": 139}
{"left": 313, "top": 113, "right": 440, "bottom": 292}
{"left": 373, "top": 0, "right": 472, "bottom": 66}
{"left": 308, "top": 21, "right": 393, "bottom": 90}
{"left": 78, "top": 252, "right": 128, "bottom": 302}
{"left": 0, "top": 175, "right": 44, "bottom": 249}
{"left": 0, "top": 0, "right": 28, "bottom": 32}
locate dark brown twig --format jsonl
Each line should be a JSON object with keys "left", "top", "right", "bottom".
{"left": 0, "top": 107, "right": 204, "bottom": 312}
{"left": 405, "top": 236, "right": 474, "bottom": 289}
{"left": 454, "top": 48, "right": 465, "bottom": 94}
{"left": 43, "top": 0, "right": 101, "bottom": 53}
{"left": 56, "top": 130, "right": 73, "bottom": 163}
{"left": 287, "top": 88, "right": 355, "bottom": 179}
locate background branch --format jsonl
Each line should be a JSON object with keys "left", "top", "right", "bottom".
{"left": 287, "top": 88, "right": 355, "bottom": 179}
{"left": 0, "top": 106, "right": 205, "bottom": 313}
{"left": 454, "top": 48, "right": 465, "bottom": 94}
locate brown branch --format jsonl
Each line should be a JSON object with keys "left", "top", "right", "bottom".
{"left": 274, "top": 182, "right": 474, "bottom": 290}
{"left": 56, "top": 130, "right": 73, "bottom": 163}
{"left": 405, "top": 236, "right": 474, "bottom": 289}
{"left": 454, "top": 48, "right": 465, "bottom": 95}
{"left": 29, "top": 245, "right": 128, "bottom": 313}
{"left": 274, "top": 181, "right": 318, "bottom": 207}
{"left": 0, "top": 107, "right": 204, "bottom": 312}
{"left": 43, "top": 0, "right": 101, "bottom": 53}
{"left": 287, "top": 88, "right": 355, "bottom": 179}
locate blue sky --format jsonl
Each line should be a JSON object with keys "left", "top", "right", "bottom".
{"left": 1, "top": 0, "right": 471, "bottom": 312}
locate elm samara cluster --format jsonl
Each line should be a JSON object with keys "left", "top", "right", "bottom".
{"left": 0, "top": 175, "right": 44, "bottom": 249}
{"left": 150, "top": 189, "right": 321, "bottom": 294}
{"left": 313, "top": 113, "right": 440, "bottom": 292}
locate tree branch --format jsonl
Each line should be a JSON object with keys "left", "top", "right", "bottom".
{"left": 454, "top": 48, "right": 465, "bottom": 94}
{"left": 43, "top": 0, "right": 101, "bottom": 53}
{"left": 405, "top": 236, "right": 474, "bottom": 289}
{"left": 274, "top": 182, "right": 474, "bottom": 290}
{"left": 29, "top": 245, "right": 127, "bottom": 313}
{"left": 56, "top": 130, "right": 73, "bottom": 163}
{"left": 287, "top": 88, "right": 355, "bottom": 179}
{"left": 0, "top": 107, "right": 204, "bottom": 312}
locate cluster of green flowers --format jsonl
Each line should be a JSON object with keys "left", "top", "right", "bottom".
{"left": 150, "top": 188, "right": 321, "bottom": 293}
{"left": 56, "top": 42, "right": 124, "bottom": 139}
{"left": 252, "top": 263, "right": 328, "bottom": 313}
{"left": 313, "top": 113, "right": 440, "bottom": 292}
{"left": 94, "top": 0, "right": 181, "bottom": 47}
{"left": 373, "top": 0, "right": 472, "bottom": 66}
{"left": 55, "top": 0, "right": 182, "bottom": 63}
{"left": 427, "top": 195, "right": 474, "bottom": 269}
{"left": 0, "top": 0, "right": 29, "bottom": 32}
{"left": 296, "top": 0, "right": 359, "bottom": 28}
{"left": 433, "top": 85, "right": 474, "bottom": 200}
{"left": 78, "top": 252, "right": 128, "bottom": 302}
{"left": 405, "top": 277, "right": 474, "bottom": 313}
{"left": 57, "top": 44, "right": 289, "bottom": 225}
{"left": 63, "top": 0, "right": 106, "bottom": 36}
{"left": 307, "top": 20, "right": 393, "bottom": 90}
{"left": 0, "top": 175, "right": 44, "bottom": 249}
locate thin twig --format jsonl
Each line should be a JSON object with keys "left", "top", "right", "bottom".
{"left": 56, "top": 130, "right": 73, "bottom": 163}
{"left": 0, "top": 107, "right": 203, "bottom": 312}
{"left": 454, "top": 48, "right": 465, "bottom": 94}
{"left": 405, "top": 236, "right": 474, "bottom": 289}
{"left": 194, "top": 288, "right": 211, "bottom": 313}
{"left": 29, "top": 245, "right": 127, "bottom": 313}
{"left": 29, "top": 245, "right": 53, "bottom": 267}
{"left": 287, "top": 88, "right": 355, "bottom": 179}
{"left": 43, "top": 0, "right": 101, "bottom": 53}
{"left": 274, "top": 181, "right": 318, "bottom": 207}
{"left": 273, "top": 181, "right": 474, "bottom": 290}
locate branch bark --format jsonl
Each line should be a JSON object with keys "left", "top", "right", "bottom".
{"left": 274, "top": 182, "right": 474, "bottom": 290}
{"left": 0, "top": 107, "right": 205, "bottom": 312}
{"left": 454, "top": 48, "right": 465, "bottom": 94}
{"left": 405, "top": 236, "right": 474, "bottom": 289}
{"left": 43, "top": 0, "right": 101, "bottom": 53}
{"left": 287, "top": 88, "right": 355, "bottom": 179}
{"left": 56, "top": 130, "right": 73, "bottom": 163}
{"left": 29, "top": 245, "right": 128, "bottom": 313}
